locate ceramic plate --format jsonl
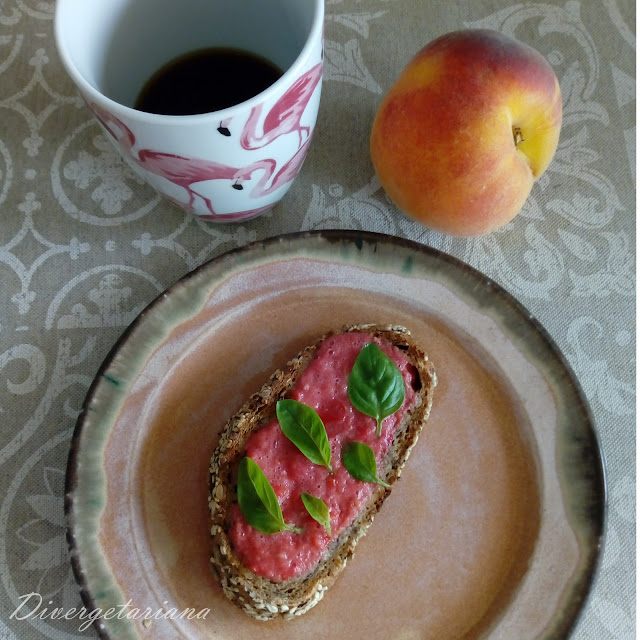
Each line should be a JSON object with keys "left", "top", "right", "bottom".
{"left": 66, "top": 230, "right": 604, "bottom": 640}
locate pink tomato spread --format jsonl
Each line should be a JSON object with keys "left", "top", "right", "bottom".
{"left": 229, "top": 331, "right": 420, "bottom": 582}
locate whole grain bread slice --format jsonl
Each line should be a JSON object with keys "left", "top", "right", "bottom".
{"left": 208, "top": 323, "right": 437, "bottom": 620}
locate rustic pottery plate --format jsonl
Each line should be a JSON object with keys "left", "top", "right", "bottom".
{"left": 66, "top": 230, "right": 604, "bottom": 640}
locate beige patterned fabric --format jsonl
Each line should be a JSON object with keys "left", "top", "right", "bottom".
{"left": 0, "top": 1, "right": 634, "bottom": 638}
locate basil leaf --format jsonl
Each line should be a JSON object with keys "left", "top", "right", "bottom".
{"left": 342, "top": 441, "right": 391, "bottom": 488}
{"left": 348, "top": 342, "right": 406, "bottom": 437}
{"left": 301, "top": 492, "right": 332, "bottom": 536}
{"left": 237, "top": 457, "right": 301, "bottom": 534}
{"left": 276, "top": 399, "right": 333, "bottom": 473}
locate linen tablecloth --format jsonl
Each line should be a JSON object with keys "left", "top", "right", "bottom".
{"left": 0, "top": 0, "right": 634, "bottom": 638}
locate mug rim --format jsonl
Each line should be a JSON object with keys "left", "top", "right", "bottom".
{"left": 54, "top": 0, "right": 324, "bottom": 124}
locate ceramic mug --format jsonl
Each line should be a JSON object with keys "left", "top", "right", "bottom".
{"left": 54, "top": 0, "right": 324, "bottom": 222}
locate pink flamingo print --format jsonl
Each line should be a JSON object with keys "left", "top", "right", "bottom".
{"left": 188, "top": 148, "right": 307, "bottom": 221}
{"left": 88, "top": 102, "right": 314, "bottom": 219}
{"left": 240, "top": 62, "right": 322, "bottom": 150}
{"left": 90, "top": 104, "right": 251, "bottom": 215}
{"left": 229, "top": 137, "right": 311, "bottom": 201}
{"left": 250, "top": 138, "right": 312, "bottom": 196}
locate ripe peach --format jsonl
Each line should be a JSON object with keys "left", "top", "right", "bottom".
{"left": 370, "top": 29, "right": 562, "bottom": 236}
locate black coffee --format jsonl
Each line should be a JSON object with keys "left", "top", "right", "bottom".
{"left": 134, "top": 47, "right": 283, "bottom": 116}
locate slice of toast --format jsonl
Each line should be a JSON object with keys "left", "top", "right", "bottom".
{"left": 208, "top": 324, "right": 437, "bottom": 620}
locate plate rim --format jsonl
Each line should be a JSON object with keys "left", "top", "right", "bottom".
{"left": 64, "top": 229, "right": 606, "bottom": 640}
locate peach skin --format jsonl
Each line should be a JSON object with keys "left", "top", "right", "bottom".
{"left": 370, "top": 29, "right": 563, "bottom": 236}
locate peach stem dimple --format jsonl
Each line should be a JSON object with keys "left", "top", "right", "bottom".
{"left": 513, "top": 126, "right": 525, "bottom": 147}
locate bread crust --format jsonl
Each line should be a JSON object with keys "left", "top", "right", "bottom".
{"left": 208, "top": 324, "right": 437, "bottom": 620}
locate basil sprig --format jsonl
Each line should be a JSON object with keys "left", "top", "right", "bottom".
{"left": 301, "top": 493, "right": 332, "bottom": 535}
{"left": 276, "top": 399, "right": 333, "bottom": 473}
{"left": 237, "top": 457, "right": 301, "bottom": 534}
{"left": 342, "top": 441, "right": 391, "bottom": 488}
{"left": 348, "top": 342, "right": 406, "bottom": 437}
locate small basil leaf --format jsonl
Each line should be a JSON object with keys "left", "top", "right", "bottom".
{"left": 348, "top": 342, "right": 406, "bottom": 437}
{"left": 342, "top": 441, "right": 391, "bottom": 488}
{"left": 301, "top": 492, "right": 332, "bottom": 536}
{"left": 237, "top": 457, "right": 301, "bottom": 534}
{"left": 276, "top": 399, "right": 333, "bottom": 473}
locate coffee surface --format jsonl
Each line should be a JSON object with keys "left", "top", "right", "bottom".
{"left": 134, "top": 47, "right": 283, "bottom": 115}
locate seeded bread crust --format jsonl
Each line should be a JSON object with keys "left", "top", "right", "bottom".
{"left": 208, "top": 324, "right": 437, "bottom": 620}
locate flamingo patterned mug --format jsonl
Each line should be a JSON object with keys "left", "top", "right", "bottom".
{"left": 54, "top": 0, "right": 324, "bottom": 222}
